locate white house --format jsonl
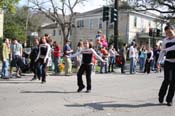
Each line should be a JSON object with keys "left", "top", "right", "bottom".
{"left": 40, "top": 7, "right": 166, "bottom": 49}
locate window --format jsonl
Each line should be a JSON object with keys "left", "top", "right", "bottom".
{"left": 77, "top": 20, "right": 84, "bottom": 28}
{"left": 98, "top": 18, "right": 103, "bottom": 29}
{"left": 59, "top": 30, "right": 61, "bottom": 35}
{"left": 53, "top": 29, "right": 56, "bottom": 36}
{"left": 89, "top": 19, "right": 94, "bottom": 29}
{"left": 134, "top": 16, "right": 137, "bottom": 27}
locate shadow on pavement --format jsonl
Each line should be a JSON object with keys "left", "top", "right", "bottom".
{"left": 20, "top": 90, "right": 77, "bottom": 94}
{"left": 65, "top": 101, "right": 164, "bottom": 110}
{"left": 0, "top": 80, "right": 40, "bottom": 84}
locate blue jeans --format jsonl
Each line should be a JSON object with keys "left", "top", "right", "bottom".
{"left": 54, "top": 56, "right": 60, "bottom": 73}
{"left": 130, "top": 57, "right": 136, "bottom": 74}
{"left": 139, "top": 57, "right": 145, "bottom": 71}
{"left": 108, "top": 56, "right": 115, "bottom": 72}
{"left": 100, "top": 60, "right": 108, "bottom": 73}
{"left": 1, "top": 59, "right": 9, "bottom": 78}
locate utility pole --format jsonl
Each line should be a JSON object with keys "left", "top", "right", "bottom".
{"left": 114, "top": 0, "right": 119, "bottom": 51}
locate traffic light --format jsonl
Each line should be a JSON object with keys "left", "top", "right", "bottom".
{"left": 103, "top": 6, "right": 109, "bottom": 21}
{"left": 111, "top": 7, "right": 117, "bottom": 23}
{"left": 149, "top": 28, "right": 153, "bottom": 36}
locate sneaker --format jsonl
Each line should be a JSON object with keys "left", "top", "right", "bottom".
{"left": 10, "top": 74, "right": 14, "bottom": 78}
{"left": 31, "top": 77, "right": 36, "bottom": 81}
{"left": 167, "top": 102, "right": 172, "bottom": 106}
{"left": 85, "top": 90, "right": 91, "bottom": 93}
{"left": 41, "top": 80, "right": 46, "bottom": 84}
{"left": 158, "top": 97, "right": 164, "bottom": 104}
{"left": 16, "top": 74, "right": 21, "bottom": 78}
{"left": 35, "top": 75, "right": 40, "bottom": 80}
{"left": 77, "top": 86, "right": 85, "bottom": 92}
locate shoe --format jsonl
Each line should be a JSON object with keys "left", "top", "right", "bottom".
{"left": 2, "top": 77, "right": 9, "bottom": 79}
{"left": 158, "top": 97, "right": 163, "bottom": 104}
{"left": 10, "top": 74, "right": 14, "bottom": 78}
{"left": 16, "top": 74, "right": 21, "bottom": 78}
{"left": 41, "top": 80, "right": 46, "bottom": 84}
{"left": 167, "top": 102, "right": 172, "bottom": 106}
{"left": 77, "top": 86, "right": 85, "bottom": 92}
{"left": 31, "top": 77, "right": 36, "bottom": 81}
{"left": 65, "top": 73, "right": 73, "bottom": 76}
{"left": 36, "top": 75, "right": 40, "bottom": 80}
{"left": 85, "top": 90, "right": 91, "bottom": 93}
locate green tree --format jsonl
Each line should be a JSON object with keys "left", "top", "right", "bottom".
{"left": 0, "top": 0, "right": 20, "bottom": 13}
{"left": 4, "top": 7, "right": 30, "bottom": 42}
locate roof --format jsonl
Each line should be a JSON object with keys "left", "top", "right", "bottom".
{"left": 41, "top": 22, "right": 57, "bottom": 29}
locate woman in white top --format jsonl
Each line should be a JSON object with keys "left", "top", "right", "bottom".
{"left": 70, "top": 40, "right": 105, "bottom": 93}
{"left": 35, "top": 36, "right": 51, "bottom": 83}
{"left": 157, "top": 25, "right": 175, "bottom": 106}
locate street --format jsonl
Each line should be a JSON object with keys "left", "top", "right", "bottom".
{"left": 0, "top": 71, "right": 175, "bottom": 116}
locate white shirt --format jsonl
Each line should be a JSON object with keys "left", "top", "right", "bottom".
{"left": 158, "top": 37, "right": 175, "bottom": 63}
{"left": 129, "top": 45, "right": 136, "bottom": 58}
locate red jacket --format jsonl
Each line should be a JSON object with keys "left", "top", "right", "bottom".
{"left": 53, "top": 46, "right": 60, "bottom": 57}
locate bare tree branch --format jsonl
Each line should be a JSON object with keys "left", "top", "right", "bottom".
{"left": 28, "top": 0, "right": 87, "bottom": 40}
{"left": 131, "top": 0, "right": 175, "bottom": 14}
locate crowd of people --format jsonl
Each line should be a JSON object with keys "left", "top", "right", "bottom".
{"left": 0, "top": 34, "right": 61, "bottom": 82}
{"left": 0, "top": 31, "right": 163, "bottom": 80}
{"left": 1, "top": 24, "right": 175, "bottom": 106}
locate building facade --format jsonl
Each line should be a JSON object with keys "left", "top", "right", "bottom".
{"left": 40, "top": 8, "right": 166, "bottom": 49}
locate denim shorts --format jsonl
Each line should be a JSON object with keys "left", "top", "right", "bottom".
{"left": 10, "top": 55, "right": 21, "bottom": 67}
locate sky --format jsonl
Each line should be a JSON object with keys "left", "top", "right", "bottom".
{"left": 18, "top": 0, "right": 107, "bottom": 13}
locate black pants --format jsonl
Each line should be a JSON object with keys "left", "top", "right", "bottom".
{"left": 36, "top": 58, "right": 48, "bottom": 82}
{"left": 159, "top": 61, "right": 175, "bottom": 103}
{"left": 144, "top": 59, "right": 152, "bottom": 74}
{"left": 121, "top": 57, "right": 125, "bottom": 73}
{"left": 77, "top": 64, "right": 92, "bottom": 90}
{"left": 30, "top": 61, "right": 37, "bottom": 78}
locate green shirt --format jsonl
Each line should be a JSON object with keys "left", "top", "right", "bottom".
{"left": 2, "top": 43, "right": 10, "bottom": 60}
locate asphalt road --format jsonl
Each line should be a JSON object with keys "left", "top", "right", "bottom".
{"left": 0, "top": 71, "right": 175, "bottom": 116}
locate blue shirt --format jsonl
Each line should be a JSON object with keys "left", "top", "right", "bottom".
{"left": 64, "top": 44, "right": 71, "bottom": 56}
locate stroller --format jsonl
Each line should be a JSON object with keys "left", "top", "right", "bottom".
{"left": 115, "top": 55, "right": 123, "bottom": 67}
{"left": 17, "top": 50, "right": 31, "bottom": 73}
